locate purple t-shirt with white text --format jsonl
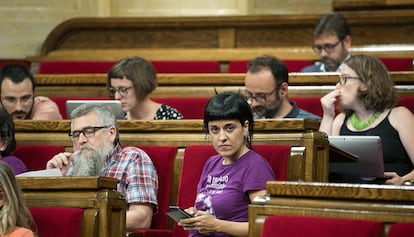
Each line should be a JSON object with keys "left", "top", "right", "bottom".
{"left": 189, "top": 150, "right": 275, "bottom": 237}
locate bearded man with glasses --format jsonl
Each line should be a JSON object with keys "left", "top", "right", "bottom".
{"left": 301, "top": 12, "right": 352, "bottom": 72}
{"left": 244, "top": 55, "right": 321, "bottom": 120}
{"left": 46, "top": 103, "right": 158, "bottom": 231}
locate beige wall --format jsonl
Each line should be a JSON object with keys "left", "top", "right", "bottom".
{"left": 0, "top": 0, "right": 332, "bottom": 59}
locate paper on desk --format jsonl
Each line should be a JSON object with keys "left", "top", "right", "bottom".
{"left": 16, "top": 168, "right": 62, "bottom": 177}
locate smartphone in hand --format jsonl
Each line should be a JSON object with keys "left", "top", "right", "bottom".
{"left": 167, "top": 205, "right": 194, "bottom": 222}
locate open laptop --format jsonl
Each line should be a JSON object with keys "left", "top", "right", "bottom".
{"left": 66, "top": 100, "right": 125, "bottom": 119}
{"left": 328, "top": 136, "right": 388, "bottom": 184}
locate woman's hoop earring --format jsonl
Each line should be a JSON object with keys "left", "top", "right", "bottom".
{"left": 244, "top": 132, "right": 251, "bottom": 144}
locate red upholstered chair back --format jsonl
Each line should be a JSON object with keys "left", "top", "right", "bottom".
{"left": 0, "top": 60, "right": 30, "bottom": 70}
{"left": 137, "top": 146, "right": 177, "bottom": 230}
{"left": 291, "top": 97, "right": 323, "bottom": 117}
{"left": 388, "top": 222, "right": 414, "bottom": 237}
{"left": 227, "top": 60, "right": 315, "bottom": 73}
{"left": 29, "top": 207, "right": 84, "bottom": 237}
{"left": 50, "top": 97, "right": 111, "bottom": 119}
{"left": 151, "top": 61, "right": 220, "bottom": 73}
{"left": 379, "top": 58, "right": 413, "bottom": 71}
{"left": 152, "top": 97, "right": 210, "bottom": 119}
{"left": 39, "top": 61, "right": 220, "bottom": 74}
{"left": 38, "top": 61, "right": 115, "bottom": 74}
{"left": 398, "top": 96, "right": 414, "bottom": 113}
{"left": 261, "top": 215, "right": 383, "bottom": 237}
{"left": 173, "top": 144, "right": 291, "bottom": 237}
{"left": 13, "top": 145, "right": 65, "bottom": 171}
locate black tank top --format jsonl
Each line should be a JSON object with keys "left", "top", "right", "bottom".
{"left": 340, "top": 109, "right": 413, "bottom": 176}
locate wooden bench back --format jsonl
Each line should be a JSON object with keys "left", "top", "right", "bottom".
{"left": 14, "top": 119, "right": 328, "bottom": 205}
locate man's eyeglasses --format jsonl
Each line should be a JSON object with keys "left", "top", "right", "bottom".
{"left": 312, "top": 40, "right": 342, "bottom": 53}
{"left": 338, "top": 74, "right": 360, "bottom": 85}
{"left": 243, "top": 87, "right": 278, "bottom": 104}
{"left": 108, "top": 87, "right": 132, "bottom": 97}
{"left": 68, "top": 126, "right": 109, "bottom": 141}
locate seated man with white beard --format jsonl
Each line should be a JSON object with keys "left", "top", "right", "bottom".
{"left": 46, "top": 103, "right": 158, "bottom": 231}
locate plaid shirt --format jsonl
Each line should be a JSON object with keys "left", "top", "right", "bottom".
{"left": 102, "top": 145, "right": 158, "bottom": 207}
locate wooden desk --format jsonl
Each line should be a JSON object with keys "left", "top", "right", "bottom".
{"left": 248, "top": 181, "right": 414, "bottom": 237}
{"left": 17, "top": 176, "right": 126, "bottom": 237}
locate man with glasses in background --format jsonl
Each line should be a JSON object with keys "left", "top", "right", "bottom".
{"left": 0, "top": 64, "right": 62, "bottom": 120}
{"left": 244, "top": 55, "right": 320, "bottom": 120}
{"left": 301, "top": 12, "right": 351, "bottom": 72}
{"left": 46, "top": 103, "right": 158, "bottom": 231}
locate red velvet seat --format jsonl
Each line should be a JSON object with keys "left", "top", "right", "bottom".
{"left": 398, "top": 96, "right": 414, "bottom": 113}
{"left": 388, "top": 222, "right": 414, "bottom": 237}
{"left": 13, "top": 145, "right": 65, "bottom": 171}
{"left": 153, "top": 97, "right": 210, "bottom": 119}
{"left": 173, "top": 144, "right": 291, "bottom": 237}
{"left": 0, "top": 59, "right": 30, "bottom": 70}
{"left": 379, "top": 58, "right": 413, "bottom": 71}
{"left": 39, "top": 61, "right": 115, "bottom": 74}
{"left": 29, "top": 207, "right": 84, "bottom": 237}
{"left": 127, "top": 146, "right": 177, "bottom": 237}
{"left": 261, "top": 215, "right": 383, "bottom": 237}
{"left": 228, "top": 60, "right": 315, "bottom": 73}
{"left": 38, "top": 60, "right": 220, "bottom": 74}
{"left": 291, "top": 96, "right": 323, "bottom": 117}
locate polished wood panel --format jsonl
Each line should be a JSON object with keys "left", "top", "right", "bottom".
{"left": 17, "top": 176, "right": 126, "bottom": 237}
{"left": 248, "top": 181, "right": 414, "bottom": 237}
{"left": 35, "top": 10, "right": 414, "bottom": 58}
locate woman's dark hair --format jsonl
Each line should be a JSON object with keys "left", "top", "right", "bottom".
{"left": 106, "top": 56, "right": 158, "bottom": 100}
{"left": 0, "top": 108, "right": 16, "bottom": 156}
{"left": 203, "top": 92, "right": 254, "bottom": 148}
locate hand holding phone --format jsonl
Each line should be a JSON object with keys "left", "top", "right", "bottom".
{"left": 167, "top": 205, "right": 194, "bottom": 222}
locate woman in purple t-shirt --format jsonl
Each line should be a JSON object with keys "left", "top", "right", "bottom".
{"left": 180, "top": 92, "right": 275, "bottom": 237}
{"left": 0, "top": 108, "right": 27, "bottom": 175}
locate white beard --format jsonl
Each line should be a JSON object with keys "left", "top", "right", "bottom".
{"left": 72, "top": 142, "right": 113, "bottom": 176}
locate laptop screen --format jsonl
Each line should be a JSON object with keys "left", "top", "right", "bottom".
{"left": 328, "top": 136, "right": 385, "bottom": 184}
{"left": 66, "top": 100, "right": 125, "bottom": 119}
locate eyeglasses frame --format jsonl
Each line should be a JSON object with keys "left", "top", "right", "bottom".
{"left": 68, "top": 126, "right": 110, "bottom": 141}
{"left": 312, "top": 39, "right": 343, "bottom": 54}
{"left": 108, "top": 86, "right": 133, "bottom": 97}
{"left": 243, "top": 86, "right": 279, "bottom": 104}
